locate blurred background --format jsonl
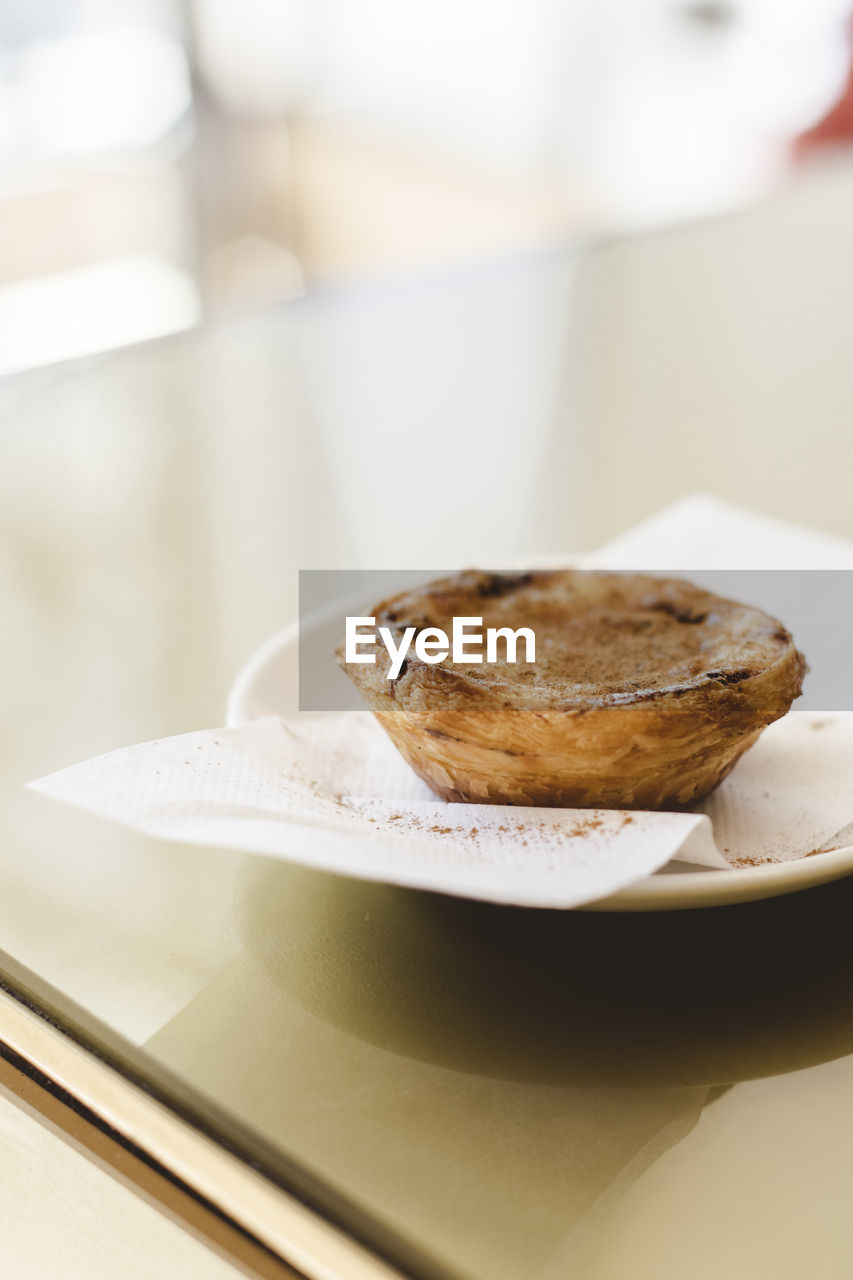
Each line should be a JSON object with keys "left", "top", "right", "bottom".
{"left": 1, "top": 0, "right": 853, "bottom": 372}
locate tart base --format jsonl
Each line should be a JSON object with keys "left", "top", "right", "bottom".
{"left": 374, "top": 708, "right": 764, "bottom": 810}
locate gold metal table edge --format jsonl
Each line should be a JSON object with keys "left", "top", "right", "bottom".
{"left": 0, "top": 981, "right": 433, "bottom": 1280}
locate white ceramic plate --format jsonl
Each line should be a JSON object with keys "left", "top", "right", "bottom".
{"left": 227, "top": 622, "right": 853, "bottom": 912}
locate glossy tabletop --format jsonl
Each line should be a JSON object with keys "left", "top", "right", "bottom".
{"left": 4, "top": 186, "right": 853, "bottom": 1279}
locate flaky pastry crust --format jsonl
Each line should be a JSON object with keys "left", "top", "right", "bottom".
{"left": 337, "top": 571, "right": 807, "bottom": 810}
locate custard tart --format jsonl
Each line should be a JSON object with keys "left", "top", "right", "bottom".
{"left": 337, "top": 570, "right": 807, "bottom": 810}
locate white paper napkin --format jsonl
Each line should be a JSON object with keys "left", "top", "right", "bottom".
{"left": 29, "top": 712, "right": 724, "bottom": 909}
{"left": 28, "top": 497, "right": 853, "bottom": 909}
{"left": 587, "top": 493, "right": 853, "bottom": 570}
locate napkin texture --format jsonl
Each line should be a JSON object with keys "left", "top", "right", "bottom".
{"left": 29, "top": 496, "right": 853, "bottom": 908}
{"left": 29, "top": 713, "right": 723, "bottom": 909}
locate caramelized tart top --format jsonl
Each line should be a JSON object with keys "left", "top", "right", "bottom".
{"left": 350, "top": 570, "right": 806, "bottom": 714}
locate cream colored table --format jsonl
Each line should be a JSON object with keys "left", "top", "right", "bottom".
{"left": 2, "top": 194, "right": 853, "bottom": 1278}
